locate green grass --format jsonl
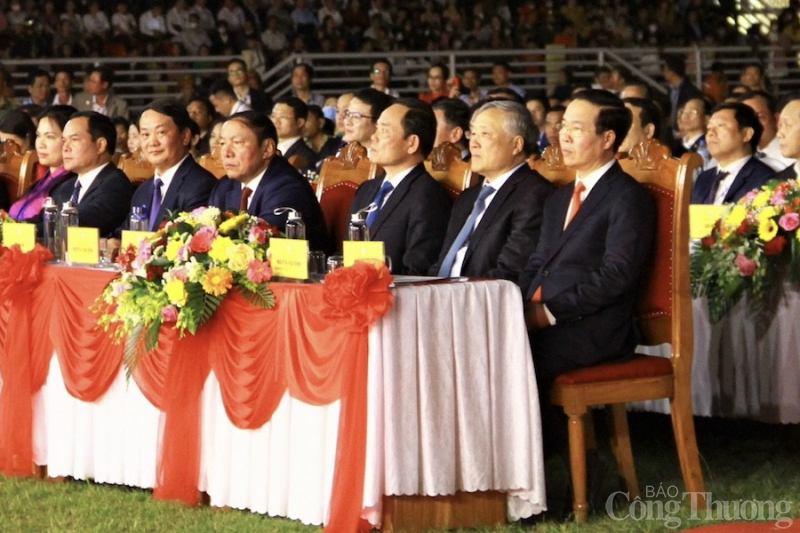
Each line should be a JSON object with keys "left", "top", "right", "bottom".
{"left": 1, "top": 413, "right": 798, "bottom": 532}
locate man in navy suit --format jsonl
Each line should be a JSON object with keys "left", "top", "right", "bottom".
{"left": 208, "top": 111, "right": 328, "bottom": 252}
{"left": 775, "top": 96, "right": 800, "bottom": 182}
{"left": 271, "top": 95, "right": 318, "bottom": 173}
{"left": 519, "top": 90, "right": 655, "bottom": 456}
{"left": 692, "top": 103, "right": 775, "bottom": 205}
{"left": 51, "top": 111, "right": 134, "bottom": 237}
{"left": 349, "top": 98, "right": 451, "bottom": 275}
{"left": 111, "top": 100, "right": 217, "bottom": 244}
{"left": 430, "top": 100, "right": 553, "bottom": 282}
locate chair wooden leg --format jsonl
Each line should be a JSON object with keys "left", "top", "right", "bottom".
{"left": 566, "top": 412, "right": 589, "bottom": 523}
{"left": 606, "top": 404, "right": 639, "bottom": 499}
{"left": 32, "top": 463, "right": 47, "bottom": 480}
{"left": 669, "top": 392, "right": 706, "bottom": 509}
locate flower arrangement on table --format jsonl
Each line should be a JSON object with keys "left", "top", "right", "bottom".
{"left": 691, "top": 179, "right": 800, "bottom": 322}
{"left": 94, "top": 207, "right": 281, "bottom": 374}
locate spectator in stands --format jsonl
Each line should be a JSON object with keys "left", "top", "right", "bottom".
{"left": 75, "top": 66, "right": 129, "bottom": 119}
{"left": 662, "top": 54, "right": 703, "bottom": 135}
{"left": 209, "top": 79, "right": 250, "bottom": 117}
{"left": 525, "top": 93, "right": 550, "bottom": 151}
{"left": 491, "top": 61, "right": 525, "bottom": 98}
{"left": 60, "top": 0, "right": 83, "bottom": 34}
{"left": 21, "top": 69, "right": 50, "bottom": 108}
{"left": 591, "top": 66, "right": 614, "bottom": 91}
{"left": 369, "top": 59, "right": 399, "bottom": 98}
{"left": 703, "top": 61, "right": 728, "bottom": 104}
{"left": 174, "top": 13, "right": 210, "bottom": 55}
{"left": 191, "top": 0, "right": 216, "bottom": 33}
{"left": 673, "top": 97, "right": 712, "bottom": 166}
{"left": 342, "top": 88, "right": 393, "bottom": 152}
{"left": 140, "top": 4, "right": 169, "bottom": 41}
{"left": 420, "top": 63, "right": 450, "bottom": 104}
{"left": 544, "top": 105, "right": 565, "bottom": 148}
{"left": 349, "top": 98, "right": 451, "bottom": 275}
{"left": 692, "top": 102, "right": 774, "bottom": 205}
{"left": 261, "top": 15, "right": 288, "bottom": 53}
{"left": 208, "top": 111, "right": 328, "bottom": 251}
{"left": 7, "top": 0, "right": 27, "bottom": 31}
{"left": 0, "top": 68, "right": 18, "bottom": 121}
{"left": 111, "top": 2, "right": 137, "bottom": 41}
{"left": 619, "top": 82, "right": 650, "bottom": 100}
{"left": 431, "top": 98, "right": 470, "bottom": 159}
{"left": 0, "top": 110, "right": 36, "bottom": 152}
{"left": 459, "top": 68, "right": 486, "bottom": 107}
{"left": 82, "top": 1, "right": 110, "bottom": 42}
{"left": 609, "top": 66, "right": 631, "bottom": 94}
{"left": 318, "top": 0, "right": 343, "bottom": 27}
{"left": 739, "top": 90, "right": 793, "bottom": 171}
{"left": 167, "top": 0, "right": 191, "bottom": 37}
{"left": 271, "top": 95, "right": 318, "bottom": 173}
{"left": 112, "top": 117, "right": 130, "bottom": 154}
{"left": 217, "top": 0, "right": 246, "bottom": 33}
{"left": 226, "top": 58, "right": 271, "bottom": 113}
{"left": 775, "top": 96, "right": 800, "bottom": 181}
{"left": 334, "top": 93, "right": 354, "bottom": 137}
{"left": 432, "top": 100, "right": 553, "bottom": 281}
{"left": 303, "top": 105, "right": 330, "bottom": 154}
{"left": 739, "top": 62, "right": 770, "bottom": 92}
{"left": 128, "top": 120, "right": 140, "bottom": 153}
{"left": 9, "top": 105, "right": 77, "bottom": 223}
{"left": 187, "top": 97, "right": 216, "bottom": 156}
{"left": 619, "top": 97, "right": 661, "bottom": 154}
{"left": 290, "top": 63, "right": 325, "bottom": 107}
{"left": 51, "top": 111, "right": 134, "bottom": 237}
{"left": 242, "top": 0, "right": 266, "bottom": 33}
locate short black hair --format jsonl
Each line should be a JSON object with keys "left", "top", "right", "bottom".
{"left": 209, "top": 79, "right": 237, "bottom": 100}
{"left": 0, "top": 109, "right": 36, "bottom": 148}
{"left": 53, "top": 67, "right": 74, "bottom": 81}
{"left": 274, "top": 95, "right": 308, "bottom": 121}
{"left": 571, "top": 89, "right": 632, "bottom": 152}
{"left": 292, "top": 62, "right": 314, "bottom": 80}
{"left": 737, "top": 89, "right": 778, "bottom": 115}
{"left": 226, "top": 58, "right": 247, "bottom": 71}
{"left": 484, "top": 87, "right": 525, "bottom": 105}
{"left": 492, "top": 60, "right": 513, "bottom": 73}
{"left": 371, "top": 58, "right": 393, "bottom": 76}
{"left": 711, "top": 102, "right": 763, "bottom": 152}
{"left": 111, "top": 116, "right": 131, "bottom": 130}
{"left": 188, "top": 97, "right": 216, "bottom": 118}
{"left": 306, "top": 104, "right": 324, "bottom": 121}
{"left": 140, "top": 98, "right": 196, "bottom": 133}
{"left": 90, "top": 65, "right": 115, "bottom": 87}
{"left": 623, "top": 97, "right": 662, "bottom": 139}
{"left": 38, "top": 105, "right": 78, "bottom": 132}
{"left": 432, "top": 97, "right": 470, "bottom": 136}
{"left": 352, "top": 88, "right": 394, "bottom": 124}
{"left": 662, "top": 54, "right": 686, "bottom": 78}
{"left": 524, "top": 91, "right": 550, "bottom": 112}
{"left": 395, "top": 98, "right": 436, "bottom": 159}
{"left": 70, "top": 110, "right": 117, "bottom": 155}
{"left": 27, "top": 68, "right": 50, "bottom": 85}
{"left": 429, "top": 62, "right": 450, "bottom": 81}
{"left": 225, "top": 110, "right": 278, "bottom": 145}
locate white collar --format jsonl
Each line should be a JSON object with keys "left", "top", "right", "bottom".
{"left": 154, "top": 154, "right": 189, "bottom": 193}
{"left": 75, "top": 162, "right": 111, "bottom": 203}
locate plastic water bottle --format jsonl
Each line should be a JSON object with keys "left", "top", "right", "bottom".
{"left": 129, "top": 205, "right": 148, "bottom": 231}
{"left": 347, "top": 212, "right": 370, "bottom": 241}
{"left": 59, "top": 200, "right": 79, "bottom": 262}
{"left": 42, "top": 197, "right": 59, "bottom": 259}
{"left": 275, "top": 207, "right": 306, "bottom": 240}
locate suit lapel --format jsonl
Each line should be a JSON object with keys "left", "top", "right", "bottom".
{"left": 159, "top": 157, "right": 192, "bottom": 219}
{"left": 466, "top": 173, "right": 520, "bottom": 254}
{"left": 370, "top": 165, "right": 422, "bottom": 237}
{"left": 80, "top": 164, "right": 112, "bottom": 202}
{"left": 724, "top": 158, "right": 755, "bottom": 203}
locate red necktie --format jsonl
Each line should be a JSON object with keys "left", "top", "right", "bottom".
{"left": 565, "top": 181, "right": 586, "bottom": 227}
{"left": 240, "top": 186, "right": 252, "bottom": 212}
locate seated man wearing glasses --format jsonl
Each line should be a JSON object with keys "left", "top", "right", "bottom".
{"left": 341, "top": 88, "right": 394, "bottom": 153}
{"left": 369, "top": 58, "right": 400, "bottom": 98}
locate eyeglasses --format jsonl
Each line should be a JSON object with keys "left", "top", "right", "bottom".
{"left": 680, "top": 109, "right": 699, "bottom": 118}
{"left": 270, "top": 114, "right": 294, "bottom": 122}
{"left": 344, "top": 110, "right": 373, "bottom": 120}
{"left": 372, "top": 68, "right": 390, "bottom": 75}
{"left": 556, "top": 123, "right": 588, "bottom": 137}
{"left": 227, "top": 69, "right": 245, "bottom": 76}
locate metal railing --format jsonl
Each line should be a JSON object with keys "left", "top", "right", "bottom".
{"left": 6, "top": 45, "right": 800, "bottom": 111}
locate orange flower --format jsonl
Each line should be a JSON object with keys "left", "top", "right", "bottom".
{"left": 201, "top": 267, "right": 233, "bottom": 296}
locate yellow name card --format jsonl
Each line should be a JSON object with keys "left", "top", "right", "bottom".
{"left": 270, "top": 237, "right": 309, "bottom": 279}
{"left": 121, "top": 230, "right": 156, "bottom": 253}
{"left": 2, "top": 222, "right": 36, "bottom": 252}
{"left": 343, "top": 240, "right": 386, "bottom": 267}
{"left": 67, "top": 227, "right": 99, "bottom": 264}
{"left": 690, "top": 205, "right": 727, "bottom": 239}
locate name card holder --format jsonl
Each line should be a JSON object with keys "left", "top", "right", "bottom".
{"left": 343, "top": 240, "right": 386, "bottom": 267}
{"left": 121, "top": 230, "right": 157, "bottom": 254}
{"left": 66, "top": 227, "right": 99, "bottom": 265}
{"left": 2, "top": 222, "right": 36, "bottom": 252}
{"left": 271, "top": 237, "right": 310, "bottom": 280}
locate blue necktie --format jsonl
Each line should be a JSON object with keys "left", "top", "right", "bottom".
{"left": 704, "top": 170, "right": 729, "bottom": 205}
{"left": 365, "top": 181, "right": 394, "bottom": 228}
{"left": 69, "top": 180, "right": 82, "bottom": 204}
{"left": 437, "top": 185, "right": 495, "bottom": 277}
{"left": 149, "top": 177, "right": 163, "bottom": 231}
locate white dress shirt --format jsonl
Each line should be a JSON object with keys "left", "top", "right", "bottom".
{"left": 75, "top": 162, "right": 110, "bottom": 203}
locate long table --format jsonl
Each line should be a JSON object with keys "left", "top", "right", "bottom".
{"left": 1, "top": 265, "right": 546, "bottom": 529}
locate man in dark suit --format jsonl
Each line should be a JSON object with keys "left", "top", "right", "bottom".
{"left": 208, "top": 111, "right": 328, "bottom": 252}
{"left": 349, "top": 98, "right": 451, "bottom": 275}
{"left": 519, "top": 90, "right": 655, "bottom": 456}
{"left": 226, "top": 58, "right": 271, "bottom": 113}
{"left": 692, "top": 102, "right": 775, "bottom": 205}
{"left": 430, "top": 100, "right": 553, "bottom": 282}
{"left": 432, "top": 98, "right": 471, "bottom": 160}
{"left": 662, "top": 54, "right": 703, "bottom": 136}
{"left": 51, "top": 111, "right": 134, "bottom": 237}
{"left": 271, "top": 96, "right": 318, "bottom": 173}
{"left": 671, "top": 96, "right": 712, "bottom": 167}
{"left": 775, "top": 96, "right": 800, "bottom": 181}
{"left": 111, "top": 100, "right": 217, "bottom": 244}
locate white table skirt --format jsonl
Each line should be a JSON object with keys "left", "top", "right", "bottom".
{"left": 20, "top": 279, "right": 545, "bottom": 527}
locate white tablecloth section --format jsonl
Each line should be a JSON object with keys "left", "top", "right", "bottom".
{"left": 634, "top": 289, "right": 800, "bottom": 424}
{"left": 21, "top": 279, "right": 545, "bottom": 527}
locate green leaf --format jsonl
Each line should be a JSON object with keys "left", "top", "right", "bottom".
{"left": 238, "top": 283, "right": 275, "bottom": 309}
{"left": 122, "top": 326, "right": 143, "bottom": 382}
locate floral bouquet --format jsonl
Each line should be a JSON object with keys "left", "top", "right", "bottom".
{"left": 95, "top": 207, "right": 280, "bottom": 375}
{"left": 691, "top": 179, "right": 800, "bottom": 322}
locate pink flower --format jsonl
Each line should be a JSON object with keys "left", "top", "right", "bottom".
{"left": 137, "top": 240, "right": 152, "bottom": 263}
{"left": 247, "top": 259, "right": 272, "bottom": 283}
{"left": 171, "top": 266, "right": 189, "bottom": 282}
{"left": 249, "top": 226, "right": 267, "bottom": 245}
{"left": 177, "top": 245, "right": 190, "bottom": 262}
{"left": 190, "top": 226, "right": 217, "bottom": 253}
{"left": 161, "top": 305, "right": 178, "bottom": 323}
{"left": 190, "top": 206, "right": 207, "bottom": 216}
{"left": 770, "top": 191, "right": 786, "bottom": 206}
{"left": 743, "top": 190, "right": 760, "bottom": 203}
{"left": 734, "top": 254, "right": 757, "bottom": 276}
{"left": 779, "top": 212, "right": 800, "bottom": 232}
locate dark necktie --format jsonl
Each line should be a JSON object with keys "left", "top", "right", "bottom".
{"left": 437, "top": 185, "right": 495, "bottom": 277}
{"left": 366, "top": 181, "right": 394, "bottom": 228}
{"left": 240, "top": 186, "right": 253, "bottom": 212}
{"left": 704, "top": 170, "right": 729, "bottom": 204}
{"left": 70, "top": 180, "right": 82, "bottom": 204}
{"left": 149, "top": 177, "right": 163, "bottom": 231}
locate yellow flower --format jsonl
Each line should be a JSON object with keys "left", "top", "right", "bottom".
{"left": 201, "top": 267, "right": 232, "bottom": 296}
{"left": 724, "top": 205, "right": 747, "bottom": 231}
{"left": 164, "top": 279, "right": 187, "bottom": 306}
{"left": 758, "top": 217, "right": 778, "bottom": 241}
{"left": 165, "top": 239, "right": 183, "bottom": 262}
{"left": 227, "top": 243, "right": 255, "bottom": 272}
{"left": 208, "top": 236, "right": 235, "bottom": 263}
{"left": 219, "top": 213, "right": 250, "bottom": 234}
{"left": 756, "top": 206, "right": 778, "bottom": 225}
{"left": 752, "top": 191, "right": 770, "bottom": 208}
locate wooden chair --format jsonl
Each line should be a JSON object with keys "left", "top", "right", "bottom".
{"left": 549, "top": 140, "right": 705, "bottom": 522}
{"left": 198, "top": 147, "right": 226, "bottom": 179}
{"left": 424, "top": 141, "right": 477, "bottom": 200}
{"left": 316, "top": 142, "right": 379, "bottom": 251}
{"left": 528, "top": 145, "right": 575, "bottom": 188}
{"left": 287, "top": 153, "right": 308, "bottom": 172}
{"left": 116, "top": 149, "right": 154, "bottom": 187}
{"left": 0, "top": 139, "right": 37, "bottom": 204}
